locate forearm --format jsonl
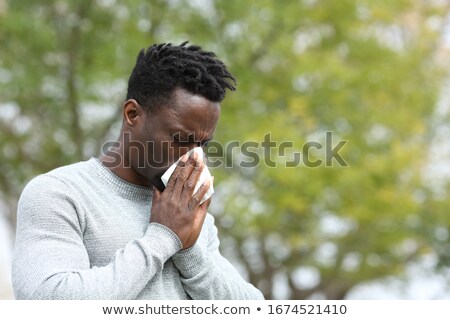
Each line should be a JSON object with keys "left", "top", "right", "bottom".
{"left": 13, "top": 223, "right": 181, "bottom": 300}
{"left": 172, "top": 244, "right": 264, "bottom": 300}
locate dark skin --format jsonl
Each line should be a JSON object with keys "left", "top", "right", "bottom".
{"left": 100, "top": 87, "right": 220, "bottom": 249}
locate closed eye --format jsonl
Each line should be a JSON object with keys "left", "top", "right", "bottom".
{"left": 172, "top": 133, "right": 211, "bottom": 148}
{"left": 200, "top": 140, "right": 210, "bottom": 147}
{"left": 172, "top": 134, "right": 197, "bottom": 147}
{"left": 173, "top": 138, "right": 193, "bottom": 146}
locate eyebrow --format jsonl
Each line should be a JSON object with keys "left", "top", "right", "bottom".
{"left": 172, "top": 131, "right": 213, "bottom": 144}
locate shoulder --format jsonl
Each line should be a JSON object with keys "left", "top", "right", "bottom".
{"left": 44, "top": 159, "right": 93, "bottom": 184}
{"left": 19, "top": 160, "right": 92, "bottom": 206}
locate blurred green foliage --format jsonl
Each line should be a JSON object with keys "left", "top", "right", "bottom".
{"left": 1, "top": 0, "right": 450, "bottom": 299}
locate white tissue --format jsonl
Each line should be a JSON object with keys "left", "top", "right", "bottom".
{"left": 160, "top": 147, "right": 214, "bottom": 204}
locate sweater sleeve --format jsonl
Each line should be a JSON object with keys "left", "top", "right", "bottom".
{"left": 171, "top": 214, "right": 264, "bottom": 300}
{"left": 12, "top": 175, "right": 181, "bottom": 300}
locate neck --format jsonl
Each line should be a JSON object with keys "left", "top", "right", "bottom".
{"left": 98, "top": 135, "right": 152, "bottom": 187}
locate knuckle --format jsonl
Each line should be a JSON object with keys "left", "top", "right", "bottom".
{"left": 177, "top": 172, "right": 187, "bottom": 181}
{"left": 188, "top": 158, "right": 196, "bottom": 166}
{"left": 184, "top": 180, "right": 194, "bottom": 189}
{"left": 199, "top": 184, "right": 208, "bottom": 193}
{"left": 167, "top": 175, "right": 176, "bottom": 184}
{"left": 191, "top": 195, "right": 200, "bottom": 205}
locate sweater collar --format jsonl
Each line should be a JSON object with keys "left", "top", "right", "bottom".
{"left": 89, "top": 157, "right": 153, "bottom": 201}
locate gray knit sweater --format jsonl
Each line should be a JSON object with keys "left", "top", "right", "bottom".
{"left": 12, "top": 158, "right": 264, "bottom": 300}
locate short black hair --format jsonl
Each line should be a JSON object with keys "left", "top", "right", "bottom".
{"left": 126, "top": 42, "right": 236, "bottom": 110}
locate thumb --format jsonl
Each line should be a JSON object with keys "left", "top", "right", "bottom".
{"left": 197, "top": 196, "right": 211, "bottom": 221}
{"left": 193, "top": 203, "right": 208, "bottom": 231}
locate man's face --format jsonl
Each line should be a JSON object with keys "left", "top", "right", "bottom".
{"left": 130, "top": 87, "right": 220, "bottom": 191}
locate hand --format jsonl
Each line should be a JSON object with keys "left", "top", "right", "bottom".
{"left": 150, "top": 152, "right": 212, "bottom": 249}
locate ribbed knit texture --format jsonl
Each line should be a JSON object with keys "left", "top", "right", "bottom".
{"left": 12, "top": 158, "right": 264, "bottom": 300}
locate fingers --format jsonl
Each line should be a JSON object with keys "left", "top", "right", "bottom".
{"left": 198, "top": 177, "right": 213, "bottom": 211}
{"left": 180, "top": 156, "right": 204, "bottom": 199}
{"left": 199, "top": 197, "right": 211, "bottom": 214}
{"left": 197, "top": 203, "right": 208, "bottom": 221}
{"left": 165, "top": 153, "right": 189, "bottom": 192}
{"left": 183, "top": 191, "right": 211, "bottom": 249}
{"left": 193, "top": 201, "right": 208, "bottom": 233}
{"left": 172, "top": 152, "right": 198, "bottom": 198}
{"left": 198, "top": 177, "right": 213, "bottom": 209}
{"left": 188, "top": 178, "right": 211, "bottom": 211}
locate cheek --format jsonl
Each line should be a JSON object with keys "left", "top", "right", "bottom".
{"left": 171, "top": 142, "right": 193, "bottom": 160}
{"left": 145, "top": 132, "right": 195, "bottom": 168}
{"left": 147, "top": 135, "right": 178, "bottom": 168}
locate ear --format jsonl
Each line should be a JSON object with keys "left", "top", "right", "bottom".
{"left": 122, "top": 99, "right": 144, "bottom": 127}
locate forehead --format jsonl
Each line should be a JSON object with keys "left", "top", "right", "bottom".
{"left": 158, "top": 88, "right": 220, "bottom": 135}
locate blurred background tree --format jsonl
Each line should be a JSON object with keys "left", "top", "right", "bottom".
{"left": 1, "top": 0, "right": 450, "bottom": 299}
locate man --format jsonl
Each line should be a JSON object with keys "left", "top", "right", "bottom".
{"left": 12, "top": 42, "right": 264, "bottom": 299}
